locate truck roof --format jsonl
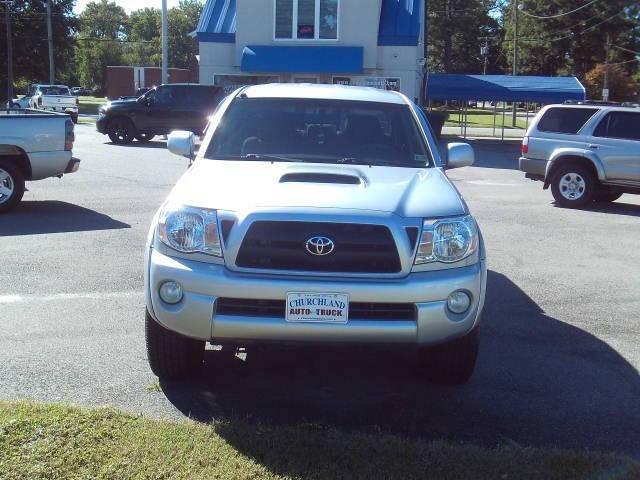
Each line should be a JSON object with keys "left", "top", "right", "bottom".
{"left": 239, "top": 83, "right": 407, "bottom": 105}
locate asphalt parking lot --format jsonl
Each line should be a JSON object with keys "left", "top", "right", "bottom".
{"left": 1, "top": 124, "right": 639, "bottom": 458}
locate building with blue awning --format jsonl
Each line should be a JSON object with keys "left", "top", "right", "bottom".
{"left": 194, "top": 0, "right": 425, "bottom": 100}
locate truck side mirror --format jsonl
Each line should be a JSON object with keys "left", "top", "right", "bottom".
{"left": 167, "top": 130, "right": 196, "bottom": 165}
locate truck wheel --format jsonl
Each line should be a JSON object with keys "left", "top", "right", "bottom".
{"left": 0, "top": 161, "right": 26, "bottom": 214}
{"left": 145, "top": 309, "right": 204, "bottom": 380}
{"left": 135, "top": 131, "right": 155, "bottom": 143}
{"left": 107, "top": 118, "right": 135, "bottom": 144}
{"left": 417, "top": 326, "right": 479, "bottom": 385}
{"left": 550, "top": 164, "right": 595, "bottom": 208}
{"left": 593, "top": 190, "right": 622, "bottom": 203}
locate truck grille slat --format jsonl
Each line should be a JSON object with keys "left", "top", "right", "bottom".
{"left": 216, "top": 298, "right": 416, "bottom": 321}
{"left": 235, "top": 221, "right": 401, "bottom": 274}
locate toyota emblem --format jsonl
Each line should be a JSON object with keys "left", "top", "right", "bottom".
{"left": 305, "top": 236, "right": 335, "bottom": 256}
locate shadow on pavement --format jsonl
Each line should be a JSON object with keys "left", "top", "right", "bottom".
{"left": 440, "top": 138, "right": 521, "bottom": 171}
{"left": 106, "top": 140, "right": 167, "bottom": 149}
{"left": 554, "top": 200, "right": 640, "bottom": 218}
{"left": 0, "top": 201, "right": 130, "bottom": 236}
{"left": 161, "top": 271, "right": 640, "bottom": 458}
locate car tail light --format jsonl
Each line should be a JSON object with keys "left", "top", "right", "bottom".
{"left": 521, "top": 136, "right": 529, "bottom": 154}
{"left": 64, "top": 120, "right": 74, "bottom": 151}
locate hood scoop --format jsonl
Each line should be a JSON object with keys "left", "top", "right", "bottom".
{"left": 279, "top": 172, "right": 362, "bottom": 185}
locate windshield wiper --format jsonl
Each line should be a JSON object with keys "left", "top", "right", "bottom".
{"left": 337, "top": 157, "right": 425, "bottom": 168}
{"left": 238, "top": 154, "right": 298, "bottom": 163}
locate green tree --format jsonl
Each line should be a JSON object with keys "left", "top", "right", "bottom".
{"left": 501, "top": 0, "right": 640, "bottom": 80}
{"left": 124, "top": 8, "right": 161, "bottom": 67}
{"left": 76, "top": 0, "right": 128, "bottom": 92}
{"left": 427, "top": 0, "right": 504, "bottom": 74}
{"left": 0, "top": 0, "right": 78, "bottom": 99}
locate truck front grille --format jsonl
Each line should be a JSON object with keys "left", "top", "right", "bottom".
{"left": 235, "top": 221, "right": 401, "bottom": 274}
{"left": 216, "top": 298, "right": 416, "bottom": 321}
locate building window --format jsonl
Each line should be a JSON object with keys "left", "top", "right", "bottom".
{"left": 275, "top": 0, "right": 338, "bottom": 40}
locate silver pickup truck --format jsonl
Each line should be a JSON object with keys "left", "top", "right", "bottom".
{"left": 145, "top": 84, "right": 486, "bottom": 385}
{"left": 519, "top": 103, "right": 640, "bottom": 207}
{"left": 0, "top": 109, "right": 79, "bottom": 213}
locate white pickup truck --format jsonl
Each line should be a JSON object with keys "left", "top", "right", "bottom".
{"left": 0, "top": 109, "right": 79, "bottom": 213}
{"left": 28, "top": 85, "right": 79, "bottom": 124}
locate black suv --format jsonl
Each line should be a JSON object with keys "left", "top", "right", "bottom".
{"left": 96, "top": 83, "right": 224, "bottom": 144}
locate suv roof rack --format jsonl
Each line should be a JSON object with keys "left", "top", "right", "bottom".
{"left": 563, "top": 100, "right": 640, "bottom": 108}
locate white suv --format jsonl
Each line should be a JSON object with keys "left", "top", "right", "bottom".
{"left": 519, "top": 103, "right": 640, "bottom": 208}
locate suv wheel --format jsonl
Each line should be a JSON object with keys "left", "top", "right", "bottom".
{"left": 0, "top": 160, "right": 26, "bottom": 214}
{"left": 550, "top": 164, "right": 595, "bottom": 208}
{"left": 417, "top": 326, "right": 479, "bottom": 385}
{"left": 145, "top": 309, "right": 205, "bottom": 380}
{"left": 135, "top": 131, "right": 155, "bottom": 143}
{"left": 593, "top": 190, "right": 622, "bottom": 203}
{"left": 108, "top": 118, "right": 135, "bottom": 144}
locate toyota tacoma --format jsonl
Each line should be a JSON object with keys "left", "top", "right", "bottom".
{"left": 145, "top": 84, "right": 486, "bottom": 384}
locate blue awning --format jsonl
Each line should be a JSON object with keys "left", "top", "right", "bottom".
{"left": 426, "top": 74, "right": 586, "bottom": 103}
{"left": 241, "top": 45, "right": 364, "bottom": 74}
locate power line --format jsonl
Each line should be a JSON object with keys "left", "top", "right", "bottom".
{"left": 518, "top": 9, "right": 625, "bottom": 44}
{"left": 519, "top": 0, "right": 601, "bottom": 20}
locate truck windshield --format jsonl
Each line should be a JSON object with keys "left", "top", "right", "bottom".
{"left": 205, "top": 98, "right": 431, "bottom": 167}
{"left": 40, "top": 87, "right": 71, "bottom": 96}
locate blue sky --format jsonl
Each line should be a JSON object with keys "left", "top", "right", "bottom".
{"left": 74, "top": 0, "right": 184, "bottom": 14}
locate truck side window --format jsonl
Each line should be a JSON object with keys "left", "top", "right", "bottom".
{"left": 537, "top": 107, "right": 598, "bottom": 134}
{"left": 154, "top": 87, "right": 175, "bottom": 106}
{"left": 593, "top": 112, "right": 640, "bottom": 141}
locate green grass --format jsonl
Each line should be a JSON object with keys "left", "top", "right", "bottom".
{"left": 77, "top": 95, "right": 106, "bottom": 115}
{"left": 441, "top": 108, "right": 532, "bottom": 130}
{"left": 1, "top": 402, "right": 638, "bottom": 480}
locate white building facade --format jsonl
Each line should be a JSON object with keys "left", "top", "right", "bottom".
{"left": 195, "top": 0, "right": 424, "bottom": 101}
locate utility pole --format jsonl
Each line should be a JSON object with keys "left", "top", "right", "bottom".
{"left": 512, "top": 0, "right": 519, "bottom": 127}
{"left": 481, "top": 40, "right": 489, "bottom": 75}
{"left": 603, "top": 33, "right": 610, "bottom": 101}
{"left": 3, "top": 0, "right": 13, "bottom": 107}
{"left": 161, "top": 0, "right": 168, "bottom": 84}
{"left": 47, "top": 0, "right": 54, "bottom": 84}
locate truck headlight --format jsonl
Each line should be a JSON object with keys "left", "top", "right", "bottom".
{"left": 415, "top": 215, "right": 477, "bottom": 264}
{"left": 158, "top": 204, "right": 222, "bottom": 256}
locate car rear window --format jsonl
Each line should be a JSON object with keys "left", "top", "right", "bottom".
{"left": 40, "top": 86, "right": 71, "bottom": 96}
{"left": 537, "top": 107, "right": 598, "bottom": 134}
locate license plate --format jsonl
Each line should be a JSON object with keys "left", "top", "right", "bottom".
{"left": 286, "top": 292, "right": 349, "bottom": 323}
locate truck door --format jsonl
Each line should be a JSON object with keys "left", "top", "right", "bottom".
{"left": 590, "top": 111, "right": 640, "bottom": 183}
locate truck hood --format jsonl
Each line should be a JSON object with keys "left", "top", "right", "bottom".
{"left": 167, "top": 160, "right": 467, "bottom": 218}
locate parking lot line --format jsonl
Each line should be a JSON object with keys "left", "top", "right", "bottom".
{"left": 0, "top": 291, "right": 142, "bottom": 304}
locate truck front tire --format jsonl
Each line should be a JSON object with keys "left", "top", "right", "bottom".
{"left": 145, "top": 309, "right": 205, "bottom": 380}
{"left": 108, "top": 118, "right": 135, "bottom": 145}
{"left": 417, "top": 326, "right": 479, "bottom": 384}
{"left": 0, "top": 160, "right": 26, "bottom": 214}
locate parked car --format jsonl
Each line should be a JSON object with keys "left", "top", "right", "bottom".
{"left": 11, "top": 95, "right": 32, "bottom": 109}
{"left": 0, "top": 109, "right": 79, "bottom": 213}
{"left": 96, "top": 83, "right": 224, "bottom": 144}
{"left": 71, "top": 87, "right": 92, "bottom": 96}
{"left": 144, "top": 84, "right": 485, "bottom": 384}
{"left": 520, "top": 103, "right": 640, "bottom": 208}
{"left": 29, "top": 84, "right": 79, "bottom": 123}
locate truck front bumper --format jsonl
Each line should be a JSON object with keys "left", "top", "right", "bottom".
{"left": 96, "top": 116, "right": 108, "bottom": 134}
{"left": 146, "top": 249, "right": 487, "bottom": 347}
